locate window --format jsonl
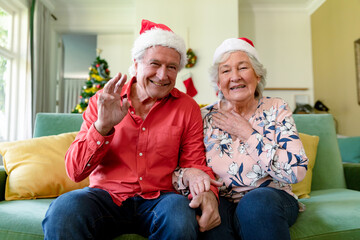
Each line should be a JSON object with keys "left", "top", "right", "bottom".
{"left": 0, "top": 55, "right": 10, "bottom": 141}
{"left": 0, "top": 6, "right": 12, "bottom": 49}
{"left": 0, "top": 6, "right": 12, "bottom": 141}
{"left": 0, "top": 1, "right": 31, "bottom": 141}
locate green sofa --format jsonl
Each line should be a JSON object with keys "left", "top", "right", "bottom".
{"left": 0, "top": 113, "right": 360, "bottom": 239}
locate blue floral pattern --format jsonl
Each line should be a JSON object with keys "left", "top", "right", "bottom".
{"left": 202, "top": 97, "right": 308, "bottom": 201}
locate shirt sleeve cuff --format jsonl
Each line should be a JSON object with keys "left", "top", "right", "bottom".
{"left": 86, "top": 123, "right": 114, "bottom": 151}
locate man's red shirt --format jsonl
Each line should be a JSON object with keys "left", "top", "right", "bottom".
{"left": 65, "top": 77, "right": 218, "bottom": 206}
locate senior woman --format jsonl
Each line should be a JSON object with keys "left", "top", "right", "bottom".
{"left": 173, "top": 38, "right": 308, "bottom": 240}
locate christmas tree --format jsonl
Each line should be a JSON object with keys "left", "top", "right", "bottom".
{"left": 72, "top": 52, "right": 111, "bottom": 113}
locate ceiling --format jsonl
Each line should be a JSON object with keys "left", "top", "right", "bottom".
{"left": 52, "top": 0, "right": 133, "bottom": 11}
{"left": 50, "top": 0, "right": 323, "bottom": 13}
{"left": 47, "top": 0, "right": 324, "bottom": 34}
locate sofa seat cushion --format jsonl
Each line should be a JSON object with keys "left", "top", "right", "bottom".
{"left": 0, "top": 197, "right": 147, "bottom": 240}
{"left": 2, "top": 189, "right": 360, "bottom": 240}
{"left": 290, "top": 188, "right": 360, "bottom": 240}
{"left": 0, "top": 198, "right": 53, "bottom": 240}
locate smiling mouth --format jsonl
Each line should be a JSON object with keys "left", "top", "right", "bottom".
{"left": 150, "top": 79, "right": 170, "bottom": 87}
{"left": 230, "top": 84, "right": 246, "bottom": 90}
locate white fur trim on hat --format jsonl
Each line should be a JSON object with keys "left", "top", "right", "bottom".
{"left": 213, "top": 38, "right": 260, "bottom": 64}
{"left": 132, "top": 28, "right": 187, "bottom": 70}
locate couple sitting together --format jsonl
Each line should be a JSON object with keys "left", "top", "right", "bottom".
{"left": 42, "top": 19, "right": 308, "bottom": 240}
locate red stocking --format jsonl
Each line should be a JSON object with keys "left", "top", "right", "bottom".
{"left": 183, "top": 76, "right": 198, "bottom": 97}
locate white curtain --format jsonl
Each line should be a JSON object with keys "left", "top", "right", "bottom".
{"left": 31, "top": 0, "right": 51, "bottom": 126}
{"left": 63, "top": 78, "right": 85, "bottom": 113}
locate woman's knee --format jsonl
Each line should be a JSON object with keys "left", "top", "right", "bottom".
{"left": 235, "top": 187, "right": 298, "bottom": 223}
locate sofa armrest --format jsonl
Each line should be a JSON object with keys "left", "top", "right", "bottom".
{"left": 0, "top": 166, "right": 6, "bottom": 201}
{"left": 343, "top": 162, "right": 360, "bottom": 191}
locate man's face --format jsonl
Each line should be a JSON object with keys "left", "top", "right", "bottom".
{"left": 135, "top": 45, "right": 181, "bottom": 100}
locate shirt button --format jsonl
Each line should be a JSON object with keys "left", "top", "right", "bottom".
{"left": 87, "top": 163, "right": 91, "bottom": 167}
{"left": 139, "top": 152, "right": 143, "bottom": 156}
{"left": 142, "top": 127, "right": 146, "bottom": 131}
{"left": 105, "top": 141, "right": 109, "bottom": 144}
{"left": 131, "top": 111, "right": 134, "bottom": 114}
{"left": 96, "top": 141, "right": 101, "bottom": 145}
{"left": 139, "top": 177, "right": 143, "bottom": 180}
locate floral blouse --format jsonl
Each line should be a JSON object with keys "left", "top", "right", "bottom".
{"left": 174, "top": 97, "right": 308, "bottom": 202}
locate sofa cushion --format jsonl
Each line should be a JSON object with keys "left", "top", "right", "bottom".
{"left": 0, "top": 132, "right": 89, "bottom": 200}
{"left": 0, "top": 199, "right": 53, "bottom": 239}
{"left": 290, "top": 188, "right": 360, "bottom": 240}
{"left": 293, "top": 114, "right": 346, "bottom": 190}
{"left": 291, "top": 133, "right": 319, "bottom": 199}
{"left": 337, "top": 136, "right": 360, "bottom": 163}
{"left": 33, "top": 113, "right": 84, "bottom": 138}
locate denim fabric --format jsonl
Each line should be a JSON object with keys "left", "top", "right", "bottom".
{"left": 201, "top": 187, "right": 299, "bottom": 240}
{"left": 42, "top": 187, "right": 198, "bottom": 240}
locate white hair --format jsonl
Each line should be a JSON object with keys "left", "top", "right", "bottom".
{"left": 209, "top": 50, "right": 267, "bottom": 99}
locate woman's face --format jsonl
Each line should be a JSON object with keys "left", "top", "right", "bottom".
{"left": 218, "top": 51, "right": 260, "bottom": 104}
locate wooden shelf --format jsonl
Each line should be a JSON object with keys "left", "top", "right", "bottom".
{"left": 264, "top": 87, "right": 309, "bottom": 91}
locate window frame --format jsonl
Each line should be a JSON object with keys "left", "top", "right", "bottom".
{"left": 0, "top": 0, "right": 31, "bottom": 141}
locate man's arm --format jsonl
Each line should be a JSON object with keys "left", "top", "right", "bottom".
{"left": 65, "top": 73, "right": 129, "bottom": 182}
{"left": 173, "top": 167, "right": 222, "bottom": 197}
{"left": 177, "top": 99, "right": 221, "bottom": 231}
{"left": 178, "top": 100, "right": 219, "bottom": 199}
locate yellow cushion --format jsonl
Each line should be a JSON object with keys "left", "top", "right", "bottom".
{"left": 291, "top": 133, "right": 319, "bottom": 199}
{"left": 0, "top": 132, "right": 89, "bottom": 200}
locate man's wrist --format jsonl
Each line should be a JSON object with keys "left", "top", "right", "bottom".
{"left": 180, "top": 168, "right": 189, "bottom": 186}
{"left": 94, "top": 121, "right": 113, "bottom": 136}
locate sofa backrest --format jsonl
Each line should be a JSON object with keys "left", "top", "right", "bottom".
{"left": 33, "top": 113, "right": 346, "bottom": 191}
{"left": 33, "top": 113, "right": 84, "bottom": 137}
{"left": 293, "top": 114, "right": 346, "bottom": 191}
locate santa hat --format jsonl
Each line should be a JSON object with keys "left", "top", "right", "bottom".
{"left": 132, "top": 19, "right": 187, "bottom": 70}
{"left": 212, "top": 37, "right": 260, "bottom": 64}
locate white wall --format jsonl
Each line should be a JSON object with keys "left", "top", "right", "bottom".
{"left": 134, "top": 0, "right": 239, "bottom": 105}
{"left": 97, "top": 34, "right": 133, "bottom": 76}
{"left": 254, "top": 9, "right": 314, "bottom": 110}
{"left": 127, "top": 0, "right": 314, "bottom": 109}
{"left": 50, "top": 0, "right": 317, "bottom": 111}
{"left": 236, "top": 1, "right": 315, "bottom": 111}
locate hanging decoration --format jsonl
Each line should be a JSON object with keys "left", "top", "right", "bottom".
{"left": 185, "top": 48, "right": 197, "bottom": 68}
{"left": 183, "top": 73, "right": 198, "bottom": 97}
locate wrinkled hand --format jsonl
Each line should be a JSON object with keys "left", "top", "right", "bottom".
{"left": 212, "top": 109, "right": 253, "bottom": 141}
{"left": 189, "top": 191, "right": 221, "bottom": 232}
{"left": 183, "top": 168, "right": 222, "bottom": 197}
{"left": 94, "top": 73, "right": 130, "bottom": 136}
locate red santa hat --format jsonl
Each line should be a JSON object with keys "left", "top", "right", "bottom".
{"left": 131, "top": 19, "right": 187, "bottom": 69}
{"left": 212, "top": 37, "right": 260, "bottom": 64}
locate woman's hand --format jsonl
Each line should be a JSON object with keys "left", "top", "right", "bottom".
{"left": 212, "top": 109, "right": 253, "bottom": 141}
{"left": 183, "top": 168, "right": 222, "bottom": 197}
{"left": 94, "top": 73, "right": 130, "bottom": 136}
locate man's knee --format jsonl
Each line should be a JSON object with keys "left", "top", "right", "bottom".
{"left": 42, "top": 188, "right": 101, "bottom": 239}
{"left": 152, "top": 194, "right": 199, "bottom": 239}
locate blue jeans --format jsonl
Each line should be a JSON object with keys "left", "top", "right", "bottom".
{"left": 42, "top": 187, "right": 199, "bottom": 240}
{"left": 200, "top": 187, "right": 299, "bottom": 240}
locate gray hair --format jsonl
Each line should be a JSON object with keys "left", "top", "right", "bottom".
{"left": 209, "top": 51, "right": 267, "bottom": 100}
{"left": 128, "top": 48, "right": 147, "bottom": 77}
